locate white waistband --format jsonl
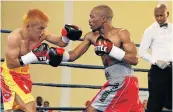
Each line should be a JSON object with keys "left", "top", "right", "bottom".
{"left": 105, "top": 64, "right": 134, "bottom": 80}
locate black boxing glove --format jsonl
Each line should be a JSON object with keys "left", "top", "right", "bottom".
{"left": 95, "top": 35, "right": 125, "bottom": 61}
{"left": 48, "top": 47, "right": 66, "bottom": 67}
{"left": 18, "top": 43, "right": 49, "bottom": 66}
{"left": 61, "top": 24, "right": 82, "bottom": 43}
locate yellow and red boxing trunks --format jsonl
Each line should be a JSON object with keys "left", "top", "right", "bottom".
{"left": 0, "top": 61, "right": 34, "bottom": 111}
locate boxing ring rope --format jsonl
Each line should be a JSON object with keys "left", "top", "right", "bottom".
{"left": 36, "top": 107, "right": 86, "bottom": 111}
{"left": 36, "top": 107, "right": 171, "bottom": 112}
{"left": 0, "top": 29, "right": 140, "bottom": 47}
{"left": 1, "top": 106, "right": 172, "bottom": 112}
{"left": 0, "top": 29, "right": 11, "bottom": 33}
{"left": 1, "top": 58, "right": 149, "bottom": 91}
{"left": 1, "top": 107, "right": 172, "bottom": 112}
{"left": 0, "top": 29, "right": 83, "bottom": 42}
{"left": 1, "top": 29, "right": 171, "bottom": 112}
{"left": 0, "top": 105, "right": 86, "bottom": 111}
{"left": 0, "top": 58, "right": 149, "bottom": 72}
{"left": 32, "top": 83, "right": 148, "bottom": 91}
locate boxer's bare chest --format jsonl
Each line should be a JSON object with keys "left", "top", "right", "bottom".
{"left": 90, "top": 30, "right": 123, "bottom": 67}
{"left": 20, "top": 39, "right": 42, "bottom": 56}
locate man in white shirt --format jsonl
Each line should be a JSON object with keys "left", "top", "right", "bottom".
{"left": 139, "top": 4, "right": 172, "bottom": 112}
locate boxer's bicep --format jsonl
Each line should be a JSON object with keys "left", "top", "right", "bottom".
{"left": 123, "top": 42, "right": 137, "bottom": 55}
{"left": 6, "top": 35, "right": 21, "bottom": 68}
{"left": 119, "top": 29, "right": 138, "bottom": 65}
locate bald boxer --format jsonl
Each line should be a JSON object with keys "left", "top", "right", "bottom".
{"left": 57, "top": 5, "right": 144, "bottom": 112}
{"left": 1, "top": 9, "right": 82, "bottom": 112}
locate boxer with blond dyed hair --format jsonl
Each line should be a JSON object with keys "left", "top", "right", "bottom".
{"left": 1, "top": 9, "right": 82, "bottom": 112}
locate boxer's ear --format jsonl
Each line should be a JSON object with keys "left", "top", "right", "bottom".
{"left": 167, "top": 11, "right": 169, "bottom": 17}
{"left": 102, "top": 16, "right": 107, "bottom": 23}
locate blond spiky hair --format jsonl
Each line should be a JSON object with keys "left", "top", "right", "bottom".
{"left": 23, "top": 9, "right": 49, "bottom": 25}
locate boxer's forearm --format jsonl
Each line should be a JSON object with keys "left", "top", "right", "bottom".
{"left": 62, "top": 51, "right": 79, "bottom": 62}
{"left": 123, "top": 53, "right": 138, "bottom": 65}
{"left": 56, "top": 39, "right": 68, "bottom": 47}
{"left": 68, "top": 51, "right": 80, "bottom": 62}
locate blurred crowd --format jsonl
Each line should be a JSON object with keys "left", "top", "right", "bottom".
{"left": 12, "top": 96, "right": 53, "bottom": 112}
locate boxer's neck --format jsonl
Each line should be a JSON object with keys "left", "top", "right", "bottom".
{"left": 99, "top": 25, "right": 113, "bottom": 36}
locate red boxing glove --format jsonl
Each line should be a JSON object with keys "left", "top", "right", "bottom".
{"left": 94, "top": 35, "right": 113, "bottom": 56}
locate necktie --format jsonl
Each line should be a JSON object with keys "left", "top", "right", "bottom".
{"left": 160, "top": 23, "right": 168, "bottom": 28}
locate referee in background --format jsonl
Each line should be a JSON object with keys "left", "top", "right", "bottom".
{"left": 139, "top": 4, "right": 172, "bottom": 112}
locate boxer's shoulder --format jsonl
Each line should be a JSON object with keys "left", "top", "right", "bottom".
{"left": 118, "top": 28, "right": 129, "bottom": 34}
{"left": 7, "top": 29, "right": 23, "bottom": 44}
{"left": 111, "top": 28, "right": 129, "bottom": 36}
{"left": 8, "top": 28, "right": 23, "bottom": 39}
{"left": 84, "top": 31, "right": 98, "bottom": 41}
{"left": 115, "top": 28, "right": 131, "bottom": 40}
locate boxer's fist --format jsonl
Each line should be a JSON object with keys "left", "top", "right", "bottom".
{"left": 61, "top": 24, "right": 82, "bottom": 41}
{"left": 32, "top": 43, "right": 49, "bottom": 63}
{"left": 19, "top": 43, "right": 50, "bottom": 66}
{"left": 95, "top": 35, "right": 113, "bottom": 56}
{"left": 48, "top": 47, "right": 64, "bottom": 67}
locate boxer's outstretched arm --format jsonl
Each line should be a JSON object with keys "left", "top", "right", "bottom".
{"left": 45, "top": 25, "right": 82, "bottom": 47}
{"left": 118, "top": 29, "right": 138, "bottom": 65}
{"left": 68, "top": 34, "right": 91, "bottom": 62}
{"left": 6, "top": 33, "right": 21, "bottom": 68}
{"left": 45, "top": 31, "right": 68, "bottom": 47}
